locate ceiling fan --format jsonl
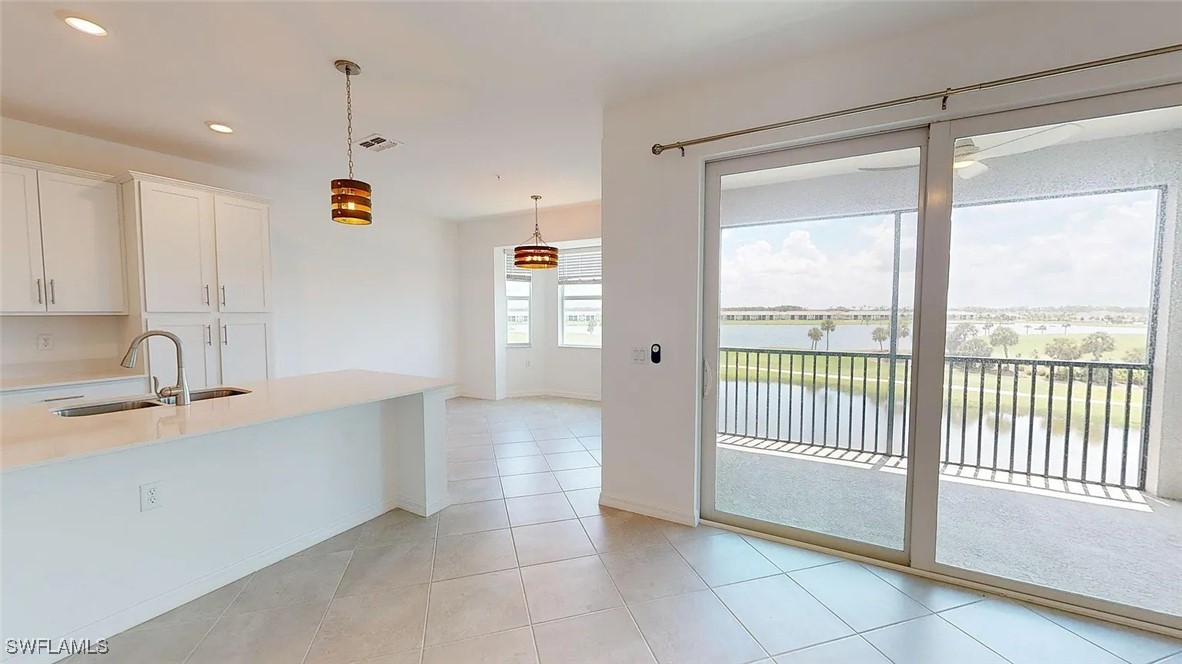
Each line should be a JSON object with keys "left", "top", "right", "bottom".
{"left": 860, "top": 123, "right": 1083, "bottom": 179}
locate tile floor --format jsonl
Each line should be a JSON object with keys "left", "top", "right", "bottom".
{"left": 70, "top": 397, "right": 1182, "bottom": 664}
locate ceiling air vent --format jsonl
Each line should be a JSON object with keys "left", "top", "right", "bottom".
{"left": 358, "top": 134, "right": 401, "bottom": 152}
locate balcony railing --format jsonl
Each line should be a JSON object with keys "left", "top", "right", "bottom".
{"left": 718, "top": 347, "right": 1151, "bottom": 489}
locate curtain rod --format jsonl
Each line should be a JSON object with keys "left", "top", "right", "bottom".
{"left": 651, "top": 43, "right": 1182, "bottom": 156}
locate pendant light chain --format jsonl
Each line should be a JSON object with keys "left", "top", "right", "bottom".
{"left": 534, "top": 196, "right": 540, "bottom": 238}
{"left": 345, "top": 70, "right": 354, "bottom": 180}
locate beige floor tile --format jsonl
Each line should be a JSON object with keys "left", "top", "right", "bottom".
{"left": 1031, "top": 604, "right": 1182, "bottom": 664}
{"left": 422, "top": 627, "right": 537, "bottom": 664}
{"left": 448, "top": 432, "right": 493, "bottom": 448}
{"left": 863, "top": 614, "right": 1007, "bottom": 664}
{"left": 530, "top": 426, "right": 575, "bottom": 441}
{"left": 863, "top": 564, "right": 985, "bottom": 612}
{"left": 294, "top": 525, "right": 364, "bottom": 558}
{"left": 187, "top": 601, "right": 328, "bottom": 664}
{"left": 568, "top": 423, "right": 601, "bottom": 437}
{"left": 741, "top": 535, "right": 843, "bottom": 573}
{"left": 544, "top": 451, "right": 599, "bottom": 471}
{"left": 940, "top": 599, "right": 1125, "bottom": 664}
{"left": 129, "top": 577, "right": 249, "bottom": 630}
{"left": 492, "top": 430, "right": 535, "bottom": 445}
{"left": 525, "top": 418, "right": 567, "bottom": 430}
{"left": 335, "top": 538, "right": 435, "bottom": 596}
{"left": 553, "top": 467, "right": 601, "bottom": 491}
{"left": 578, "top": 435, "right": 602, "bottom": 450}
{"left": 495, "top": 441, "right": 545, "bottom": 458}
{"left": 450, "top": 477, "right": 505, "bottom": 503}
{"left": 72, "top": 619, "right": 214, "bottom": 663}
{"left": 536, "top": 438, "right": 585, "bottom": 454}
{"left": 357, "top": 509, "right": 439, "bottom": 548}
{"left": 714, "top": 575, "right": 853, "bottom": 656}
{"left": 498, "top": 455, "right": 553, "bottom": 476}
{"left": 649, "top": 519, "right": 726, "bottom": 544}
{"left": 581, "top": 512, "right": 667, "bottom": 553}
{"left": 447, "top": 444, "right": 496, "bottom": 463}
{"left": 506, "top": 492, "right": 576, "bottom": 526}
{"left": 630, "top": 590, "right": 766, "bottom": 664}
{"left": 773, "top": 636, "right": 890, "bottom": 664}
{"left": 512, "top": 519, "right": 596, "bottom": 566}
{"left": 520, "top": 555, "right": 623, "bottom": 623}
{"left": 304, "top": 585, "right": 429, "bottom": 664}
{"left": 351, "top": 651, "right": 422, "bottom": 664}
{"left": 226, "top": 551, "right": 351, "bottom": 615}
{"left": 433, "top": 529, "right": 519, "bottom": 581}
{"left": 599, "top": 542, "right": 706, "bottom": 604}
{"left": 788, "top": 562, "right": 930, "bottom": 632}
{"left": 670, "top": 532, "right": 780, "bottom": 587}
{"left": 533, "top": 607, "right": 655, "bottom": 664}
{"left": 425, "top": 569, "right": 530, "bottom": 646}
{"left": 502, "top": 472, "right": 563, "bottom": 498}
{"left": 437, "top": 499, "right": 510, "bottom": 537}
{"left": 448, "top": 459, "right": 501, "bottom": 481}
{"left": 563, "top": 488, "right": 612, "bottom": 518}
{"left": 488, "top": 419, "right": 529, "bottom": 432}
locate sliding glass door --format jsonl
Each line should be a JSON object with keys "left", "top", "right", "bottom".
{"left": 702, "top": 129, "right": 927, "bottom": 560}
{"left": 701, "top": 84, "right": 1182, "bottom": 630}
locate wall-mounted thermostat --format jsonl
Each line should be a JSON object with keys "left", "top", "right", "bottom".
{"left": 650, "top": 344, "right": 662, "bottom": 364}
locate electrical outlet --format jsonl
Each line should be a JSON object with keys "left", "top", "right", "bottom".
{"left": 139, "top": 481, "right": 162, "bottom": 511}
{"left": 37, "top": 334, "right": 53, "bottom": 351}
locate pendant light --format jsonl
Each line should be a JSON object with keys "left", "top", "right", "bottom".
{"left": 514, "top": 195, "right": 558, "bottom": 269}
{"left": 331, "top": 59, "right": 372, "bottom": 225}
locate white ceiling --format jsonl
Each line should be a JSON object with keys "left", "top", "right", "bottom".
{"left": 0, "top": 1, "right": 995, "bottom": 220}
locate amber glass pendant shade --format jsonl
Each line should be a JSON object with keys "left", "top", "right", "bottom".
{"left": 514, "top": 244, "right": 559, "bottom": 269}
{"left": 331, "top": 178, "right": 372, "bottom": 225}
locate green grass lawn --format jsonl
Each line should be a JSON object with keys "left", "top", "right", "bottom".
{"left": 1002, "top": 332, "right": 1145, "bottom": 361}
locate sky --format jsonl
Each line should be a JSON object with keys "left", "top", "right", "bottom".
{"left": 719, "top": 189, "right": 1158, "bottom": 310}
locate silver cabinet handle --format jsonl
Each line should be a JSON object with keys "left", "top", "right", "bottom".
{"left": 220, "top": 285, "right": 227, "bottom": 307}
{"left": 204, "top": 325, "right": 212, "bottom": 346}
{"left": 222, "top": 324, "right": 228, "bottom": 345}
{"left": 49, "top": 278, "right": 56, "bottom": 305}
{"left": 36, "top": 278, "right": 43, "bottom": 304}
{"left": 204, "top": 284, "right": 210, "bottom": 305}
{"left": 41, "top": 394, "right": 84, "bottom": 403}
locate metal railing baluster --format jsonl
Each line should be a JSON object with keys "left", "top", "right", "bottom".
{"left": 1101, "top": 368, "right": 1113, "bottom": 485}
{"left": 1063, "top": 365, "right": 1074, "bottom": 480}
{"left": 1045, "top": 365, "right": 1055, "bottom": 478}
{"left": 1082, "top": 366, "right": 1094, "bottom": 483}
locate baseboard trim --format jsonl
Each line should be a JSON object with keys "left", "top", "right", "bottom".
{"left": 31, "top": 500, "right": 400, "bottom": 664}
{"left": 397, "top": 493, "right": 452, "bottom": 517}
{"left": 598, "top": 492, "right": 697, "bottom": 526}
{"left": 505, "top": 390, "right": 601, "bottom": 402}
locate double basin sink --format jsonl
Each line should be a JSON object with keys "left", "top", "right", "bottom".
{"left": 53, "top": 387, "right": 251, "bottom": 417}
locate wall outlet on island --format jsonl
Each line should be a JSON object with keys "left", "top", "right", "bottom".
{"left": 37, "top": 334, "right": 53, "bottom": 351}
{"left": 139, "top": 482, "right": 162, "bottom": 512}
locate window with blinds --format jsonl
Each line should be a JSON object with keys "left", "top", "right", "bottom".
{"left": 559, "top": 247, "right": 603, "bottom": 347}
{"left": 505, "top": 250, "right": 531, "bottom": 345}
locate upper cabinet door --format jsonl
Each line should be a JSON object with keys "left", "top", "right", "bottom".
{"left": 140, "top": 181, "right": 216, "bottom": 312}
{"left": 1, "top": 164, "right": 47, "bottom": 313}
{"left": 213, "top": 196, "right": 270, "bottom": 312}
{"left": 38, "top": 172, "right": 125, "bottom": 313}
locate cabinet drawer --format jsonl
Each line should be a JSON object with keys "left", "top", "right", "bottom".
{"left": 0, "top": 378, "right": 150, "bottom": 410}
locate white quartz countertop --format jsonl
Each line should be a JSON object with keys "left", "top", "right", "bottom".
{"left": 0, "top": 361, "right": 147, "bottom": 392}
{"left": 0, "top": 370, "right": 453, "bottom": 472}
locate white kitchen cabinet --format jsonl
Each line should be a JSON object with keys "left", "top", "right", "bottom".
{"left": 145, "top": 318, "right": 219, "bottom": 390}
{"left": 214, "top": 195, "right": 271, "bottom": 312}
{"left": 218, "top": 319, "right": 270, "bottom": 384}
{"left": 1, "top": 163, "right": 45, "bottom": 313}
{"left": 38, "top": 172, "right": 125, "bottom": 313}
{"left": 139, "top": 181, "right": 216, "bottom": 313}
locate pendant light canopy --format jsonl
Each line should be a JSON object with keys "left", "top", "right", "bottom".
{"left": 514, "top": 195, "right": 558, "bottom": 269}
{"left": 331, "top": 59, "right": 372, "bottom": 226}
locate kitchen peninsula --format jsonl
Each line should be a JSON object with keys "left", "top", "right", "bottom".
{"left": 1, "top": 370, "right": 451, "bottom": 657}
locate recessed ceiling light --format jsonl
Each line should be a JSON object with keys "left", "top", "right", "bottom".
{"left": 63, "top": 16, "right": 108, "bottom": 36}
{"left": 205, "top": 122, "right": 234, "bottom": 134}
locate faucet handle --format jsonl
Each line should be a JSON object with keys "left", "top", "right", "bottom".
{"left": 152, "top": 376, "right": 161, "bottom": 396}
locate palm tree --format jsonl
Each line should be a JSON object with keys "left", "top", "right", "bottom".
{"left": 1062, "top": 322, "right": 1071, "bottom": 334}
{"left": 819, "top": 318, "right": 837, "bottom": 350}
{"left": 807, "top": 327, "right": 823, "bottom": 351}
{"left": 871, "top": 327, "right": 889, "bottom": 351}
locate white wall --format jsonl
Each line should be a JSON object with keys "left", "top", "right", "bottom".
{"left": 600, "top": 2, "right": 1182, "bottom": 522}
{"left": 0, "top": 119, "right": 459, "bottom": 382}
{"left": 457, "top": 201, "right": 601, "bottom": 399}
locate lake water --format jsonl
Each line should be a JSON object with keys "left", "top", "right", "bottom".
{"left": 716, "top": 377, "right": 1144, "bottom": 487}
{"left": 720, "top": 323, "right": 1143, "bottom": 352}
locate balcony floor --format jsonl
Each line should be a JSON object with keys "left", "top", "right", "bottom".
{"left": 715, "top": 435, "right": 1182, "bottom": 618}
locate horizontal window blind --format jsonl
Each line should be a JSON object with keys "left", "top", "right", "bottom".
{"left": 558, "top": 248, "right": 602, "bottom": 285}
{"left": 505, "top": 250, "right": 532, "bottom": 282}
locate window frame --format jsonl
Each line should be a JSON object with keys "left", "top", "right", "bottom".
{"left": 558, "top": 283, "right": 603, "bottom": 348}
{"left": 505, "top": 254, "right": 532, "bottom": 348}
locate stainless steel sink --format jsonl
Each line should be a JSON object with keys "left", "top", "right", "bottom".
{"left": 157, "top": 386, "right": 252, "bottom": 405}
{"left": 52, "top": 386, "right": 252, "bottom": 416}
{"left": 53, "top": 399, "right": 164, "bottom": 417}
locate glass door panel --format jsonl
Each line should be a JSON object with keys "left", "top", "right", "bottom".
{"left": 703, "top": 131, "right": 924, "bottom": 554}
{"left": 934, "top": 105, "right": 1181, "bottom": 619}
